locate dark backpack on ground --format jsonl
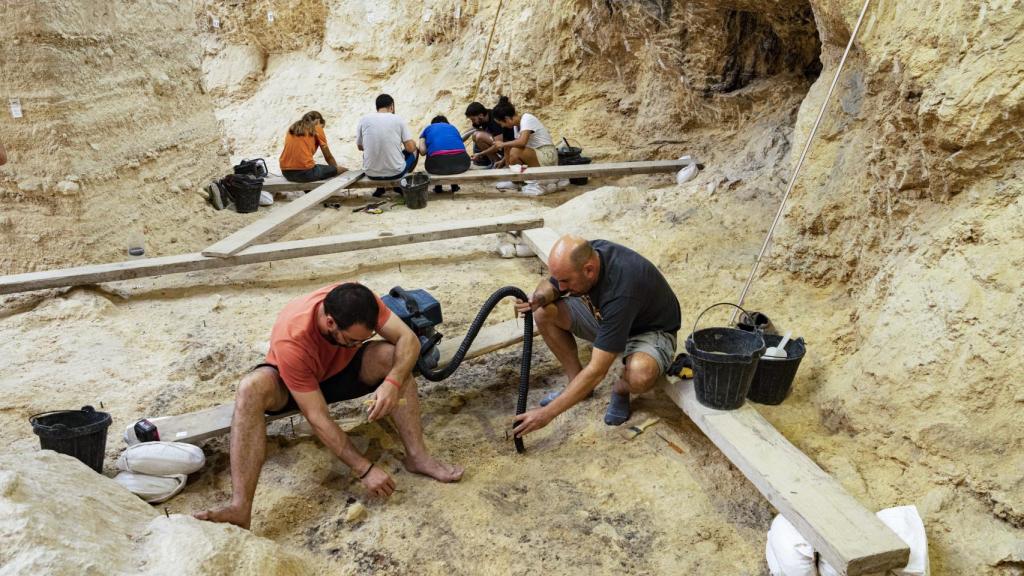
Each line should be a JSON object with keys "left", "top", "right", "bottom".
{"left": 233, "top": 158, "right": 268, "bottom": 178}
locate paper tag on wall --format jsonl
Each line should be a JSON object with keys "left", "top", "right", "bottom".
{"left": 455, "top": 5, "right": 461, "bottom": 18}
{"left": 9, "top": 98, "right": 22, "bottom": 119}
{"left": 211, "top": 16, "right": 220, "bottom": 29}
{"left": 267, "top": 10, "right": 275, "bottom": 23}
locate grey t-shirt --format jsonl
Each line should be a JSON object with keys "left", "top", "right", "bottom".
{"left": 551, "top": 240, "right": 681, "bottom": 354}
{"left": 356, "top": 112, "right": 413, "bottom": 178}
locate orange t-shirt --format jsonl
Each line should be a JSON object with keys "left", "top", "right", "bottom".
{"left": 266, "top": 283, "right": 392, "bottom": 393}
{"left": 279, "top": 124, "right": 328, "bottom": 171}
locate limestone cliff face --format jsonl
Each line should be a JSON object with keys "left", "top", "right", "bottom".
{"left": 0, "top": 1, "right": 228, "bottom": 273}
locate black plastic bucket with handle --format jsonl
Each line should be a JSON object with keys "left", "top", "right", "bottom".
{"left": 747, "top": 334, "right": 806, "bottom": 405}
{"left": 29, "top": 405, "right": 112, "bottom": 473}
{"left": 684, "top": 303, "right": 766, "bottom": 410}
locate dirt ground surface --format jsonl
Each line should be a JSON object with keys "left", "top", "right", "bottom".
{"left": 3, "top": 0, "right": 1024, "bottom": 575}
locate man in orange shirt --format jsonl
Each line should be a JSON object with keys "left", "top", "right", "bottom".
{"left": 196, "top": 282, "right": 463, "bottom": 529}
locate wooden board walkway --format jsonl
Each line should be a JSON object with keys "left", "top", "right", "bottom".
{"left": 132, "top": 318, "right": 532, "bottom": 445}
{"left": 662, "top": 378, "right": 910, "bottom": 575}
{"left": 203, "top": 170, "right": 365, "bottom": 257}
{"left": 262, "top": 159, "right": 696, "bottom": 193}
{"left": 0, "top": 213, "right": 544, "bottom": 295}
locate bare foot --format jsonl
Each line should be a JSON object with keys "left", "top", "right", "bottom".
{"left": 193, "top": 504, "right": 251, "bottom": 529}
{"left": 404, "top": 455, "right": 464, "bottom": 483}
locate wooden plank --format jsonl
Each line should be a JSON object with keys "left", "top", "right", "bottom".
{"left": 202, "top": 170, "right": 365, "bottom": 257}
{"left": 262, "top": 159, "right": 696, "bottom": 192}
{"left": 136, "top": 318, "right": 533, "bottom": 445}
{"left": 520, "top": 228, "right": 560, "bottom": 262}
{"left": 662, "top": 378, "right": 910, "bottom": 576}
{"left": 0, "top": 213, "right": 544, "bottom": 295}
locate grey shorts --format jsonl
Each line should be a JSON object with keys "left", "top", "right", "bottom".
{"left": 565, "top": 297, "right": 677, "bottom": 374}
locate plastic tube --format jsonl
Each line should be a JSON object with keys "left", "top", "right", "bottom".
{"left": 417, "top": 286, "right": 533, "bottom": 453}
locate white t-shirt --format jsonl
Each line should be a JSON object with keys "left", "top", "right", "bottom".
{"left": 515, "top": 113, "right": 554, "bottom": 149}
{"left": 356, "top": 112, "right": 414, "bottom": 178}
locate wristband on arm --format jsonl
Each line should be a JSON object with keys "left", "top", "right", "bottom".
{"left": 383, "top": 376, "right": 402, "bottom": 389}
{"left": 358, "top": 462, "right": 374, "bottom": 479}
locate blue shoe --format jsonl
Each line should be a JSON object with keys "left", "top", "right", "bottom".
{"left": 539, "top": 388, "right": 594, "bottom": 407}
{"left": 604, "top": 393, "right": 631, "bottom": 426}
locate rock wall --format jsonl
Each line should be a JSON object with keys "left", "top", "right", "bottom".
{"left": 0, "top": 1, "right": 230, "bottom": 274}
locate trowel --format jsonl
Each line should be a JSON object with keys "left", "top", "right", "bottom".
{"left": 764, "top": 331, "right": 792, "bottom": 360}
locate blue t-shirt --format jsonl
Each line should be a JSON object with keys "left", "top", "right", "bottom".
{"left": 421, "top": 123, "right": 466, "bottom": 156}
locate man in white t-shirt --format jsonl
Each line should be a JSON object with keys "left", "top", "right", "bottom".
{"left": 492, "top": 97, "right": 563, "bottom": 196}
{"left": 356, "top": 94, "right": 419, "bottom": 197}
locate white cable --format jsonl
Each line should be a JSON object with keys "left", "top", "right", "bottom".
{"left": 731, "top": 0, "right": 875, "bottom": 321}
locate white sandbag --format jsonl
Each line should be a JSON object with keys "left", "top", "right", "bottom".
{"left": 766, "top": 514, "right": 818, "bottom": 576}
{"left": 676, "top": 155, "right": 698, "bottom": 185}
{"left": 497, "top": 243, "right": 517, "bottom": 258}
{"left": 820, "top": 506, "right": 930, "bottom": 576}
{"left": 113, "top": 472, "right": 187, "bottom": 504}
{"left": 116, "top": 441, "right": 205, "bottom": 476}
{"left": 514, "top": 243, "right": 535, "bottom": 258}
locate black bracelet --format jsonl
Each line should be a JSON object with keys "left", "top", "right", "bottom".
{"left": 359, "top": 462, "right": 374, "bottom": 479}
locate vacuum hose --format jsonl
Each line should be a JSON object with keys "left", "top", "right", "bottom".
{"left": 416, "top": 286, "right": 533, "bottom": 453}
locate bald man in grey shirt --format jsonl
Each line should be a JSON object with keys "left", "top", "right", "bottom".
{"left": 513, "top": 235, "right": 681, "bottom": 439}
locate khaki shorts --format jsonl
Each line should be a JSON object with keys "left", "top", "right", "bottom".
{"left": 565, "top": 297, "right": 677, "bottom": 374}
{"left": 533, "top": 144, "right": 558, "bottom": 167}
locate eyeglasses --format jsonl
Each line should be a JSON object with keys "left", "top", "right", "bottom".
{"left": 337, "top": 329, "right": 376, "bottom": 348}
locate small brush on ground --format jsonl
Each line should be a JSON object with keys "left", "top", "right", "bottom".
{"left": 620, "top": 416, "right": 660, "bottom": 440}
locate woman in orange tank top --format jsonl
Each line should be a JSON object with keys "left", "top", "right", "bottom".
{"left": 279, "top": 111, "right": 348, "bottom": 183}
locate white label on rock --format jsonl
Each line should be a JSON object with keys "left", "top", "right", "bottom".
{"left": 267, "top": 10, "right": 274, "bottom": 23}
{"left": 212, "top": 16, "right": 220, "bottom": 29}
{"left": 9, "top": 98, "right": 22, "bottom": 119}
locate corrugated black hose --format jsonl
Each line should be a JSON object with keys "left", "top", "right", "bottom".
{"left": 416, "top": 286, "right": 533, "bottom": 453}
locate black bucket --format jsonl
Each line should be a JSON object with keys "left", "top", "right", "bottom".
{"left": 685, "top": 303, "right": 766, "bottom": 410}
{"left": 747, "top": 335, "right": 806, "bottom": 405}
{"left": 400, "top": 174, "right": 429, "bottom": 210}
{"left": 30, "top": 405, "right": 112, "bottom": 473}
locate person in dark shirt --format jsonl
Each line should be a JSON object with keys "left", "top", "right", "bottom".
{"left": 513, "top": 235, "right": 681, "bottom": 436}
{"left": 463, "top": 101, "right": 514, "bottom": 168}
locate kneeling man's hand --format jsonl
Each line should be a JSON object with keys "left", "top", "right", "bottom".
{"left": 362, "top": 465, "right": 395, "bottom": 498}
{"left": 367, "top": 380, "right": 400, "bottom": 422}
{"left": 513, "top": 407, "right": 553, "bottom": 438}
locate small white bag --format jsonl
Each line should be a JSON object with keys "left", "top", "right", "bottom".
{"left": 676, "top": 155, "right": 699, "bottom": 185}
{"left": 766, "top": 515, "right": 818, "bottom": 576}
{"left": 116, "top": 441, "right": 205, "bottom": 476}
{"left": 113, "top": 472, "right": 188, "bottom": 504}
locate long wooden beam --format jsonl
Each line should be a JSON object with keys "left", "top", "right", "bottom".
{"left": 0, "top": 213, "right": 544, "bottom": 295}
{"left": 262, "top": 159, "right": 696, "bottom": 192}
{"left": 203, "top": 169, "right": 366, "bottom": 257}
{"left": 663, "top": 378, "right": 909, "bottom": 576}
{"left": 132, "top": 318, "right": 533, "bottom": 445}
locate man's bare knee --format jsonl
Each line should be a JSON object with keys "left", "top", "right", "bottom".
{"left": 237, "top": 369, "right": 285, "bottom": 412}
{"left": 623, "top": 354, "right": 661, "bottom": 393}
{"left": 474, "top": 132, "right": 492, "bottom": 148}
{"left": 534, "top": 301, "right": 571, "bottom": 332}
{"left": 359, "top": 342, "right": 396, "bottom": 383}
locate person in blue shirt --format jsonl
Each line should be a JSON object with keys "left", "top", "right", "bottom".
{"left": 418, "top": 115, "right": 471, "bottom": 194}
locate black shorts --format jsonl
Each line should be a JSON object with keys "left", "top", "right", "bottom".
{"left": 425, "top": 152, "right": 471, "bottom": 175}
{"left": 258, "top": 346, "right": 381, "bottom": 415}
